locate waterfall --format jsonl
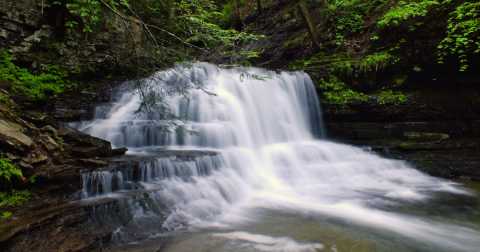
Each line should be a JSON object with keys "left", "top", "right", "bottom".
{"left": 75, "top": 62, "right": 480, "bottom": 251}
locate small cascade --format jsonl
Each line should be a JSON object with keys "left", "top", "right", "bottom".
{"left": 80, "top": 153, "right": 223, "bottom": 197}
{"left": 72, "top": 62, "right": 480, "bottom": 252}
{"left": 81, "top": 171, "right": 117, "bottom": 198}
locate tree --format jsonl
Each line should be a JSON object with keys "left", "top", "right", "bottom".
{"left": 56, "top": 0, "right": 261, "bottom": 136}
{"left": 296, "top": 0, "right": 323, "bottom": 50}
{"left": 257, "top": 0, "right": 263, "bottom": 16}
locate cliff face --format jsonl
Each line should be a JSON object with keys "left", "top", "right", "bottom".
{"left": 0, "top": 0, "right": 140, "bottom": 69}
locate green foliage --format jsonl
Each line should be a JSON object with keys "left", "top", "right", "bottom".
{"left": 284, "top": 32, "right": 309, "bottom": 47}
{"left": 0, "top": 189, "right": 32, "bottom": 207}
{"left": 376, "top": 90, "right": 407, "bottom": 105}
{"left": 1, "top": 212, "right": 12, "bottom": 219}
{"left": 218, "top": 0, "right": 246, "bottom": 24}
{"left": 0, "top": 158, "right": 23, "bottom": 182}
{"left": 325, "top": 0, "right": 366, "bottom": 46}
{"left": 437, "top": 1, "right": 480, "bottom": 71}
{"left": 28, "top": 175, "right": 36, "bottom": 184}
{"left": 0, "top": 51, "right": 72, "bottom": 99}
{"left": 378, "top": 1, "right": 439, "bottom": 26}
{"left": 54, "top": 0, "right": 129, "bottom": 33}
{"left": 220, "top": 49, "right": 260, "bottom": 66}
{"left": 319, "top": 75, "right": 406, "bottom": 105}
{"left": 56, "top": 137, "right": 64, "bottom": 153}
{"left": 319, "top": 76, "right": 366, "bottom": 103}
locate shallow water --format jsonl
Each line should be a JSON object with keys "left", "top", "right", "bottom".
{"left": 75, "top": 62, "right": 480, "bottom": 251}
{"left": 158, "top": 179, "right": 480, "bottom": 252}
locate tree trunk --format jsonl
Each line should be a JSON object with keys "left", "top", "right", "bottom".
{"left": 296, "top": 0, "right": 323, "bottom": 50}
{"left": 233, "top": 0, "right": 242, "bottom": 30}
{"left": 257, "top": 0, "right": 262, "bottom": 16}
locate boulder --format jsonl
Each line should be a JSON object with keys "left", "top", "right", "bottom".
{"left": 40, "top": 125, "right": 58, "bottom": 138}
{"left": 57, "top": 126, "right": 72, "bottom": 136}
{"left": 66, "top": 132, "right": 112, "bottom": 149}
{"left": 111, "top": 147, "right": 128, "bottom": 156}
{"left": 21, "top": 111, "right": 59, "bottom": 128}
{"left": 0, "top": 118, "right": 33, "bottom": 152}
{"left": 404, "top": 132, "right": 449, "bottom": 142}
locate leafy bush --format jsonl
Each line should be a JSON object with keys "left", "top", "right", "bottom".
{"left": 1, "top": 212, "right": 12, "bottom": 219}
{"left": 437, "top": 1, "right": 480, "bottom": 71}
{"left": 0, "top": 51, "right": 72, "bottom": 99}
{"left": 0, "top": 158, "right": 23, "bottom": 182}
{"left": 0, "top": 189, "right": 32, "bottom": 207}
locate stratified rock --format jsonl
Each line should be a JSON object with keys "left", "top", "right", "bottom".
{"left": 40, "top": 134, "right": 58, "bottom": 151}
{"left": 399, "top": 140, "right": 479, "bottom": 150}
{"left": 30, "top": 154, "right": 48, "bottom": 164}
{"left": 57, "top": 126, "right": 72, "bottom": 136}
{"left": 6, "top": 152, "right": 21, "bottom": 161}
{"left": 0, "top": 118, "right": 33, "bottom": 152}
{"left": 18, "top": 160, "right": 33, "bottom": 169}
{"left": 66, "top": 132, "right": 112, "bottom": 149}
{"left": 40, "top": 125, "right": 58, "bottom": 138}
{"left": 71, "top": 146, "right": 127, "bottom": 158}
{"left": 55, "top": 109, "right": 85, "bottom": 121}
{"left": 404, "top": 132, "right": 449, "bottom": 142}
{"left": 71, "top": 146, "right": 109, "bottom": 158}
{"left": 21, "top": 111, "right": 59, "bottom": 128}
{"left": 77, "top": 158, "right": 108, "bottom": 166}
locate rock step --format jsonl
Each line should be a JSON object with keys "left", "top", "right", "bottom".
{"left": 0, "top": 188, "right": 167, "bottom": 252}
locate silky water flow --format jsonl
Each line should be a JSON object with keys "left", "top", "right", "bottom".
{"left": 73, "top": 62, "right": 480, "bottom": 252}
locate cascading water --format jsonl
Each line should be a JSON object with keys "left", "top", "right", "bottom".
{"left": 75, "top": 62, "right": 480, "bottom": 251}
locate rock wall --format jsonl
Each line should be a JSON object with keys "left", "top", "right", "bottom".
{"left": 0, "top": 0, "right": 141, "bottom": 68}
{"left": 319, "top": 87, "right": 480, "bottom": 179}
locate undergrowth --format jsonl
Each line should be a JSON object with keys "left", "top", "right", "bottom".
{"left": 0, "top": 50, "right": 73, "bottom": 99}
{"left": 0, "top": 189, "right": 33, "bottom": 207}
{"left": 319, "top": 75, "right": 407, "bottom": 105}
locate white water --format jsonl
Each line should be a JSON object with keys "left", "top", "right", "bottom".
{"left": 76, "top": 62, "right": 480, "bottom": 251}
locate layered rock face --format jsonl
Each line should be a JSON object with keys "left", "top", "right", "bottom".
{"left": 321, "top": 87, "right": 480, "bottom": 179}
{"left": 0, "top": 0, "right": 140, "bottom": 68}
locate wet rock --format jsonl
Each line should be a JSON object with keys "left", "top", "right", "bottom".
{"left": 21, "top": 111, "right": 59, "bottom": 128}
{"left": 106, "top": 238, "right": 170, "bottom": 252}
{"left": 404, "top": 132, "right": 449, "bottom": 142}
{"left": 112, "top": 147, "right": 128, "bottom": 156}
{"left": 399, "top": 140, "right": 479, "bottom": 150}
{"left": 0, "top": 118, "right": 33, "bottom": 152}
{"left": 40, "top": 134, "right": 58, "bottom": 151}
{"left": 66, "top": 132, "right": 112, "bottom": 149}
{"left": 71, "top": 146, "right": 110, "bottom": 158}
{"left": 54, "top": 109, "right": 84, "bottom": 121}
{"left": 39, "top": 125, "right": 58, "bottom": 138}
{"left": 77, "top": 158, "right": 108, "bottom": 166}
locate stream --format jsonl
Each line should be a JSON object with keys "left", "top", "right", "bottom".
{"left": 73, "top": 62, "right": 480, "bottom": 252}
